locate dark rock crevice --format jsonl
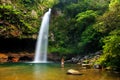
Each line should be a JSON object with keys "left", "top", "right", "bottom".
{"left": 0, "top": 38, "right": 36, "bottom": 53}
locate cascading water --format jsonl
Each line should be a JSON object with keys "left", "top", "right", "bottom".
{"left": 34, "top": 9, "right": 51, "bottom": 63}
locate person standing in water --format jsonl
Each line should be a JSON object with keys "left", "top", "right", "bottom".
{"left": 61, "top": 56, "right": 64, "bottom": 68}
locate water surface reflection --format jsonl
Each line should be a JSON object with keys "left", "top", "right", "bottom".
{"left": 0, "top": 63, "right": 119, "bottom": 80}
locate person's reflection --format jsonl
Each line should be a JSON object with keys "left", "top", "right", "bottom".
{"left": 61, "top": 56, "right": 64, "bottom": 68}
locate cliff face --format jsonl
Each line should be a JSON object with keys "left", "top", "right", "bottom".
{"left": 0, "top": 0, "right": 57, "bottom": 53}
{"left": 0, "top": 0, "right": 57, "bottom": 38}
{"left": 0, "top": 1, "right": 36, "bottom": 38}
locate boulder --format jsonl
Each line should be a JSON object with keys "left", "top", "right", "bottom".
{"left": 93, "top": 64, "right": 102, "bottom": 69}
{"left": 67, "top": 69, "right": 82, "bottom": 75}
{"left": 0, "top": 53, "right": 8, "bottom": 62}
{"left": 12, "top": 57, "right": 19, "bottom": 62}
{"left": 82, "top": 63, "right": 91, "bottom": 69}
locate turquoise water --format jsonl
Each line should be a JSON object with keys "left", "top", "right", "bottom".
{"left": 0, "top": 63, "right": 119, "bottom": 80}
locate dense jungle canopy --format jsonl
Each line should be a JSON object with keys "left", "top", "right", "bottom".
{"left": 0, "top": 0, "right": 120, "bottom": 69}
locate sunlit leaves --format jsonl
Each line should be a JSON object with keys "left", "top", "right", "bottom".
{"left": 94, "top": 7, "right": 120, "bottom": 34}
{"left": 93, "top": 0, "right": 120, "bottom": 68}
{"left": 0, "top": 5, "right": 35, "bottom": 38}
{"left": 75, "top": 10, "right": 101, "bottom": 53}
{"left": 42, "top": 0, "right": 58, "bottom": 8}
{"left": 0, "top": 0, "right": 59, "bottom": 38}
{"left": 98, "top": 35, "right": 120, "bottom": 68}
{"left": 109, "top": 0, "right": 120, "bottom": 11}
{"left": 50, "top": 0, "right": 110, "bottom": 54}
{"left": 103, "top": 35, "right": 120, "bottom": 55}
{"left": 76, "top": 10, "right": 97, "bottom": 24}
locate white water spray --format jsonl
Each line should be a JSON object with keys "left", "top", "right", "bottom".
{"left": 34, "top": 9, "right": 51, "bottom": 63}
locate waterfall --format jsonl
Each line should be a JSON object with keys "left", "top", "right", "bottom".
{"left": 34, "top": 9, "right": 51, "bottom": 63}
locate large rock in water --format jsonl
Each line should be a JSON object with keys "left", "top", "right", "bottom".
{"left": 67, "top": 69, "right": 82, "bottom": 75}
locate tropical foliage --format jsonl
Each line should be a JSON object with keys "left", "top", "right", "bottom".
{"left": 0, "top": 0, "right": 120, "bottom": 69}
{"left": 94, "top": 0, "right": 120, "bottom": 69}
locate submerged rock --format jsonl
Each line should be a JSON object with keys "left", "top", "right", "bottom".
{"left": 67, "top": 69, "right": 82, "bottom": 75}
